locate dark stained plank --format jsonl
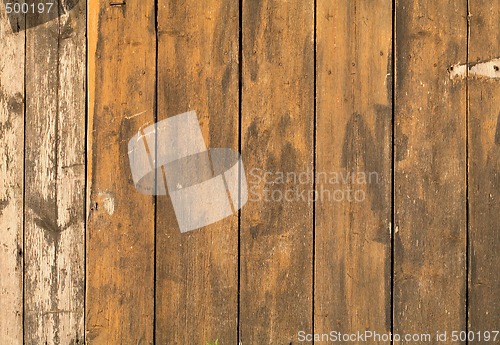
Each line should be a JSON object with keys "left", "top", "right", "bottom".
{"left": 0, "top": 2, "right": 24, "bottom": 343}
{"left": 394, "top": 0, "right": 467, "bottom": 341}
{"left": 155, "top": 1, "right": 239, "bottom": 343}
{"left": 468, "top": 0, "right": 500, "bottom": 337}
{"left": 240, "top": 0, "right": 314, "bottom": 343}
{"left": 86, "top": 0, "right": 156, "bottom": 343}
{"left": 24, "top": 0, "right": 86, "bottom": 343}
{"left": 315, "top": 0, "right": 393, "bottom": 341}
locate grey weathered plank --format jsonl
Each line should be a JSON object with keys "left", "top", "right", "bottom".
{"left": 154, "top": 1, "right": 239, "bottom": 343}
{"left": 0, "top": 2, "right": 24, "bottom": 343}
{"left": 315, "top": 0, "right": 393, "bottom": 341}
{"left": 24, "top": 0, "right": 86, "bottom": 343}
{"left": 240, "top": 0, "right": 314, "bottom": 343}
{"left": 468, "top": 0, "right": 500, "bottom": 337}
{"left": 86, "top": 0, "right": 156, "bottom": 343}
{"left": 394, "top": 0, "right": 467, "bottom": 341}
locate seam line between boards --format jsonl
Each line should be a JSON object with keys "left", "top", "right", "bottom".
{"left": 465, "top": 0, "right": 470, "bottom": 342}
{"left": 391, "top": 0, "right": 396, "bottom": 343}
{"left": 312, "top": 0, "right": 317, "bottom": 342}
{"left": 237, "top": 0, "right": 243, "bottom": 343}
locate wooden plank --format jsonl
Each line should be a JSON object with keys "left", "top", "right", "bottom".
{"left": 155, "top": 1, "right": 239, "bottom": 344}
{"left": 315, "top": 0, "right": 393, "bottom": 340}
{"left": 394, "top": 0, "right": 467, "bottom": 341}
{"left": 86, "top": 0, "right": 156, "bottom": 343}
{"left": 24, "top": 0, "right": 86, "bottom": 343}
{"left": 240, "top": 0, "right": 314, "bottom": 343}
{"left": 0, "top": 2, "right": 24, "bottom": 343}
{"left": 468, "top": 0, "right": 500, "bottom": 336}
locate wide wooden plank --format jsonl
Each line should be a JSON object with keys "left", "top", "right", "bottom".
{"left": 86, "top": 0, "right": 156, "bottom": 343}
{"left": 155, "top": 1, "right": 239, "bottom": 343}
{"left": 315, "top": 0, "right": 393, "bottom": 341}
{"left": 468, "top": 0, "right": 500, "bottom": 337}
{"left": 394, "top": 0, "right": 467, "bottom": 341}
{"left": 0, "top": 2, "right": 24, "bottom": 343}
{"left": 240, "top": 0, "right": 314, "bottom": 343}
{"left": 24, "top": 1, "right": 86, "bottom": 343}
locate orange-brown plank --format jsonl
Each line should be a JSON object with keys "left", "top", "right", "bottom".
{"left": 468, "top": 0, "right": 500, "bottom": 338}
{"left": 240, "top": 0, "right": 314, "bottom": 343}
{"left": 155, "top": 1, "right": 240, "bottom": 343}
{"left": 86, "top": 0, "right": 156, "bottom": 343}
{"left": 24, "top": 1, "right": 86, "bottom": 343}
{"left": 394, "top": 0, "right": 467, "bottom": 342}
{"left": 315, "top": 0, "right": 393, "bottom": 342}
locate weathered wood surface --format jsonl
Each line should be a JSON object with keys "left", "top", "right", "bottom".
{"left": 315, "top": 0, "right": 393, "bottom": 341}
{"left": 0, "top": 2, "right": 24, "bottom": 343}
{"left": 0, "top": 0, "right": 499, "bottom": 343}
{"left": 24, "top": 0, "right": 86, "bottom": 343}
{"left": 86, "top": 0, "right": 156, "bottom": 343}
{"left": 240, "top": 0, "right": 315, "bottom": 343}
{"left": 155, "top": 0, "right": 240, "bottom": 344}
{"left": 394, "top": 0, "right": 467, "bottom": 341}
{"left": 468, "top": 0, "right": 500, "bottom": 336}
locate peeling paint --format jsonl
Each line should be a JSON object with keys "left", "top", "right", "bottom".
{"left": 97, "top": 192, "right": 116, "bottom": 215}
{"left": 125, "top": 110, "right": 147, "bottom": 120}
{"left": 449, "top": 58, "right": 500, "bottom": 80}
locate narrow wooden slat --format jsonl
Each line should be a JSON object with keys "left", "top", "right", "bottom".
{"left": 24, "top": 0, "right": 86, "bottom": 343}
{"left": 240, "top": 0, "right": 314, "bottom": 343}
{"left": 315, "top": 0, "right": 393, "bottom": 340}
{"left": 394, "top": 0, "right": 467, "bottom": 341}
{"left": 86, "top": 0, "right": 156, "bottom": 343}
{"left": 0, "top": 2, "right": 24, "bottom": 343}
{"left": 155, "top": 1, "right": 239, "bottom": 343}
{"left": 468, "top": 0, "right": 500, "bottom": 335}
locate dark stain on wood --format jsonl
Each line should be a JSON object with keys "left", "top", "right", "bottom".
{"left": 396, "top": 130, "right": 409, "bottom": 161}
{"left": 495, "top": 112, "right": 500, "bottom": 145}
{"left": 395, "top": 0, "right": 413, "bottom": 91}
{"left": 245, "top": 0, "right": 263, "bottom": 81}
{"left": 7, "top": 92, "right": 23, "bottom": 114}
{"left": 0, "top": 198, "right": 7, "bottom": 215}
{"left": 28, "top": 195, "right": 77, "bottom": 245}
{"left": 341, "top": 112, "right": 387, "bottom": 219}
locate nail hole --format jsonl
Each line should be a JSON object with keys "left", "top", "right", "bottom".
{"left": 494, "top": 65, "right": 499, "bottom": 72}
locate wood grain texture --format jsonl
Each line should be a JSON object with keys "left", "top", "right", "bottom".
{"left": 86, "top": 0, "right": 156, "bottom": 343}
{"left": 24, "top": 1, "right": 86, "bottom": 343}
{"left": 315, "top": 0, "right": 393, "bottom": 340}
{"left": 0, "top": 2, "right": 24, "bottom": 343}
{"left": 155, "top": 1, "right": 239, "bottom": 343}
{"left": 1, "top": 1, "right": 499, "bottom": 343}
{"left": 240, "top": 0, "right": 314, "bottom": 343}
{"left": 394, "top": 0, "right": 467, "bottom": 341}
{"left": 468, "top": 0, "right": 500, "bottom": 335}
